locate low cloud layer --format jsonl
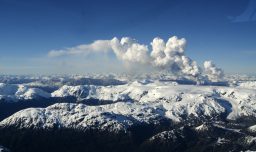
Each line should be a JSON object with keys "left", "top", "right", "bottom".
{"left": 48, "top": 36, "right": 224, "bottom": 82}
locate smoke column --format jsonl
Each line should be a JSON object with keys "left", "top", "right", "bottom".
{"left": 48, "top": 36, "right": 224, "bottom": 82}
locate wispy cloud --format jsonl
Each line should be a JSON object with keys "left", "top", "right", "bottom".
{"left": 231, "top": 0, "right": 256, "bottom": 23}
{"left": 48, "top": 40, "right": 112, "bottom": 57}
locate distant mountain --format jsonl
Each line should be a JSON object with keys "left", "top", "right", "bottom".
{"left": 0, "top": 83, "right": 50, "bottom": 102}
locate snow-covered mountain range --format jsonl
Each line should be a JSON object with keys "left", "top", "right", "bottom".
{"left": 1, "top": 78, "right": 256, "bottom": 130}
{"left": 0, "top": 74, "right": 256, "bottom": 152}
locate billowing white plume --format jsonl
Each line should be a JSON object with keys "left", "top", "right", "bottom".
{"left": 150, "top": 36, "right": 201, "bottom": 77}
{"left": 203, "top": 61, "right": 224, "bottom": 82}
{"left": 110, "top": 37, "right": 150, "bottom": 64}
{"left": 48, "top": 36, "right": 224, "bottom": 82}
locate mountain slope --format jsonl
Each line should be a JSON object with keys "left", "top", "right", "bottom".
{"left": 0, "top": 102, "right": 163, "bottom": 132}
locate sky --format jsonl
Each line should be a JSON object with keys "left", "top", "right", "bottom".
{"left": 0, "top": 0, "right": 255, "bottom": 75}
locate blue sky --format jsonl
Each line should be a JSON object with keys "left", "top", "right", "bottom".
{"left": 0, "top": 0, "right": 255, "bottom": 75}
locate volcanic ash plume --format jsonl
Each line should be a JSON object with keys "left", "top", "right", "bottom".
{"left": 48, "top": 36, "right": 224, "bottom": 82}
{"left": 110, "top": 37, "right": 150, "bottom": 64}
{"left": 203, "top": 61, "right": 224, "bottom": 82}
{"left": 150, "top": 36, "right": 201, "bottom": 78}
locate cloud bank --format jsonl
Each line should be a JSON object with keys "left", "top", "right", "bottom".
{"left": 48, "top": 36, "right": 224, "bottom": 82}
